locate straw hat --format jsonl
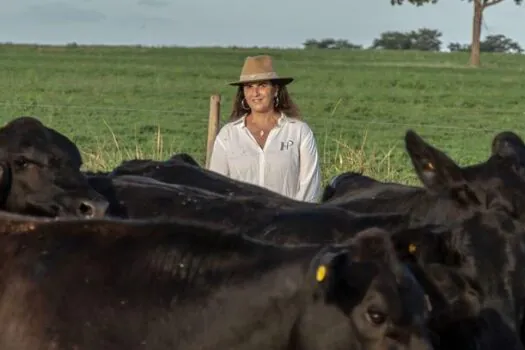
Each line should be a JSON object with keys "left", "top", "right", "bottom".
{"left": 229, "top": 55, "right": 294, "bottom": 86}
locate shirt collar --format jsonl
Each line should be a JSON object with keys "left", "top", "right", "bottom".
{"left": 233, "top": 112, "right": 290, "bottom": 128}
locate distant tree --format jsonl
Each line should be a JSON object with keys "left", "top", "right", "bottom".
{"left": 449, "top": 34, "right": 523, "bottom": 53}
{"left": 303, "top": 39, "right": 320, "bottom": 49}
{"left": 333, "top": 39, "right": 363, "bottom": 50}
{"left": 302, "top": 38, "right": 362, "bottom": 50}
{"left": 390, "top": 0, "right": 523, "bottom": 67}
{"left": 372, "top": 31, "right": 413, "bottom": 50}
{"left": 409, "top": 28, "right": 442, "bottom": 51}
{"left": 448, "top": 42, "right": 470, "bottom": 52}
{"left": 481, "top": 34, "right": 523, "bottom": 53}
{"left": 371, "top": 28, "right": 442, "bottom": 51}
{"left": 318, "top": 38, "right": 336, "bottom": 49}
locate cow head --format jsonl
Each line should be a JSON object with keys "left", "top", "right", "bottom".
{"left": 0, "top": 117, "right": 109, "bottom": 218}
{"left": 404, "top": 130, "right": 525, "bottom": 224}
{"left": 301, "top": 228, "right": 433, "bottom": 350}
{"left": 491, "top": 131, "right": 525, "bottom": 176}
{"left": 389, "top": 223, "right": 525, "bottom": 349}
{"left": 390, "top": 225, "right": 482, "bottom": 313}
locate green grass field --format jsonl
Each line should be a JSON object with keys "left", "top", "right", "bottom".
{"left": 0, "top": 44, "right": 524, "bottom": 186}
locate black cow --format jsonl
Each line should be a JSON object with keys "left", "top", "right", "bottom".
{"left": 491, "top": 131, "right": 525, "bottom": 180}
{"left": 390, "top": 212, "right": 525, "bottom": 349}
{"left": 114, "top": 152, "right": 202, "bottom": 171}
{"left": 0, "top": 212, "right": 432, "bottom": 350}
{"left": 244, "top": 204, "right": 409, "bottom": 244}
{"left": 95, "top": 130, "right": 525, "bottom": 232}
{"left": 83, "top": 153, "right": 201, "bottom": 177}
{"left": 323, "top": 130, "right": 525, "bottom": 204}
{"left": 321, "top": 130, "right": 525, "bottom": 228}
{"left": 87, "top": 174, "right": 306, "bottom": 220}
{"left": 86, "top": 174, "right": 416, "bottom": 243}
{"left": 97, "top": 154, "right": 311, "bottom": 205}
{"left": 321, "top": 171, "right": 417, "bottom": 203}
{"left": 258, "top": 211, "right": 523, "bottom": 350}
{"left": 0, "top": 117, "right": 108, "bottom": 218}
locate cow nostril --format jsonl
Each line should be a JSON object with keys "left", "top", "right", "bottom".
{"left": 78, "top": 201, "right": 95, "bottom": 217}
{"left": 77, "top": 200, "right": 108, "bottom": 218}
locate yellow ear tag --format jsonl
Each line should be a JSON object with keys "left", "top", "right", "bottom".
{"left": 408, "top": 243, "right": 417, "bottom": 254}
{"left": 424, "top": 162, "right": 434, "bottom": 171}
{"left": 316, "top": 265, "right": 327, "bottom": 282}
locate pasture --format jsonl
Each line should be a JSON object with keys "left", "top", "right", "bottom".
{"left": 0, "top": 44, "right": 524, "bottom": 185}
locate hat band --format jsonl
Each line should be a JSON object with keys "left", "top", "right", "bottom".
{"left": 239, "top": 72, "right": 280, "bottom": 82}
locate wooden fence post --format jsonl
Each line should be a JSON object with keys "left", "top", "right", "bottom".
{"left": 205, "top": 94, "right": 221, "bottom": 169}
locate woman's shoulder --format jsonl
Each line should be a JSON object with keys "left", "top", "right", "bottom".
{"left": 284, "top": 116, "right": 314, "bottom": 134}
{"left": 216, "top": 118, "right": 244, "bottom": 140}
{"left": 222, "top": 119, "right": 244, "bottom": 130}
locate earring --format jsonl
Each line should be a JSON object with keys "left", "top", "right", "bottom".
{"left": 241, "top": 99, "right": 250, "bottom": 110}
{"left": 274, "top": 95, "right": 280, "bottom": 108}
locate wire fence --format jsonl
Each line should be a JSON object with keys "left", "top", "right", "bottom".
{"left": 0, "top": 101, "right": 523, "bottom": 131}
{"left": 1, "top": 44, "right": 524, "bottom": 185}
{"left": 0, "top": 99, "right": 523, "bottom": 184}
{"left": 0, "top": 50, "right": 521, "bottom": 69}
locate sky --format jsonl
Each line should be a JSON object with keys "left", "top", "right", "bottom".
{"left": 0, "top": 0, "right": 522, "bottom": 49}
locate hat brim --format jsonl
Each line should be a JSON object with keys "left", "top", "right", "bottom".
{"left": 228, "top": 77, "right": 294, "bottom": 87}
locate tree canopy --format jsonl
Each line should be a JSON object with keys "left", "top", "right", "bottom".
{"left": 371, "top": 29, "right": 442, "bottom": 51}
{"left": 390, "top": 0, "right": 522, "bottom": 5}
{"left": 303, "top": 30, "right": 522, "bottom": 54}
{"left": 389, "top": 0, "right": 523, "bottom": 66}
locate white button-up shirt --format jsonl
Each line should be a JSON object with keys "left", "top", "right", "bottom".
{"left": 208, "top": 113, "right": 322, "bottom": 203}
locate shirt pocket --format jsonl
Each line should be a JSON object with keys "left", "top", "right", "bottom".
{"left": 266, "top": 143, "right": 300, "bottom": 179}
{"left": 226, "top": 150, "right": 258, "bottom": 181}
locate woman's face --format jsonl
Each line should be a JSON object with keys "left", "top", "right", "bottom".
{"left": 243, "top": 80, "right": 278, "bottom": 114}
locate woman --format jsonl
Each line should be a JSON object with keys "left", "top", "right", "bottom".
{"left": 209, "top": 55, "right": 322, "bottom": 203}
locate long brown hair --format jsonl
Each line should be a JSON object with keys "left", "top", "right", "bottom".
{"left": 229, "top": 82, "right": 301, "bottom": 121}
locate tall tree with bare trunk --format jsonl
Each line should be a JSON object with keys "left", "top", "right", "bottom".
{"left": 390, "top": 0, "right": 523, "bottom": 67}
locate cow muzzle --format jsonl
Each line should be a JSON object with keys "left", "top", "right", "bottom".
{"left": 74, "top": 198, "right": 109, "bottom": 218}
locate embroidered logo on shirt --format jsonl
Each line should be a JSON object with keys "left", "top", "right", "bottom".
{"left": 280, "top": 140, "right": 294, "bottom": 151}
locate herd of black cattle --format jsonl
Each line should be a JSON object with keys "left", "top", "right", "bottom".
{"left": 2, "top": 116, "right": 525, "bottom": 349}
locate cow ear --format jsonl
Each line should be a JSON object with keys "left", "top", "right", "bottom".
{"left": 390, "top": 227, "right": 425, "bottom": 262}
{"left": 390, "top": 226, "right": 459, "bottom": 266}
{"left": 405, "top": 130, "right": 465, "bottom": 192}
{"left": 491, "top": 131, "right": 525, "bottom": 173}
{"left": 169, "top": 152, "right": 200, "bottom": 167}
{"left": 350, "top": 228, "right": 400, "bottom": 267}
{"left": 312, "top": 248, "right": 377, "bottom": 311}
{"left": 491, "top": 131, "right": 525, "bottom": 160}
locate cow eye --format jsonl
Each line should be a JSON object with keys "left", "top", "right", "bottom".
{"left": 366, "top": 309, "right": 387, "bottom": 326}
{"left": 13, "top": 157, "right": 30, "bottom": 169}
